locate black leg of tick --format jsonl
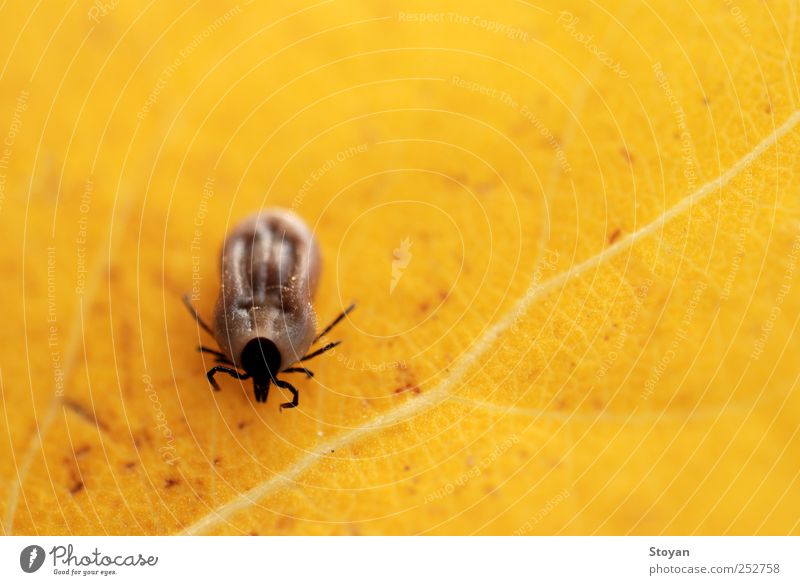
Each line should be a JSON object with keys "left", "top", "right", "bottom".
{"left": 253, "top": 379, "right": 270, "bottom": 403}
{"left": 182, "top": 293, "right": 215, "bottom": 337}
{"left": 206, "top": 366, "right": 249, "bottom": 391}
{"left": 300, "top": 341, "right": 341, "bottom": 362}
{"left": 197, "top": 345, "right": 233, "bottom": 365}
{"left": 313, "top": 303, "right": 356, "bottom": 343}
{"left": 273, "top": 378, "right": 299, "bottom": 410}
{"left": 282, "top": 367, "right": 314, "bottom": 378}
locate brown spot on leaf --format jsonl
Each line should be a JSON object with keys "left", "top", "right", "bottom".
{"left": 237, "top": 420, "right": 248, "bottom": 430}
{"left": 620, "top": 148, "right": 634, "bottom": 164}
{"left": 164, "top": 477, "right": 179, "bottom": 488}
{"left": 451, "top": 172, "right": 467, "bottom": 185}
{"left": 74, "top": 445, "right": 91, "bottom": 458}
{"left": 69, "top": 481, "right": 84, "bottom": 495}
{"left": 63, "top": 399, "right": 109, "bottom": 432}
{"left": 609, "top": 228, "right": 622, "bottom": 244}
{"left": 394, "top": 382, "right": 421, "bottom": 395}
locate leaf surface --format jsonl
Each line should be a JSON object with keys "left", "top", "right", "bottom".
{"left": 1, "top": 0, "right": 799, "bottom": 535}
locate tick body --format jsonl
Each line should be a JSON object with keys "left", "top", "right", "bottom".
{"left": 183, "top": 208, "right": 354, "bottom": 409}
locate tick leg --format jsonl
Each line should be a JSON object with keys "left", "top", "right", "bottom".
{"left": 197, "top": 345, "right": 233, "bottom": 365}
{"left": 183, "top": 294, "right": 214, "bottom": 337}
{"left": 207, "top": 366, "right": 249, "bottom": 391}
{"left": 313, "top": 302, "right": 356, "bottom": 343}
{"left": 282, "top": 367, "right": 314, "bottom": 378}
{"left": 254, "top": 379, "right": 270, "bottom": 403}
{"left": 273, "top": 378, "right": 299, "bottom": 410}
{"left": 300, "top": 341, "right": 340, "bottom": 362}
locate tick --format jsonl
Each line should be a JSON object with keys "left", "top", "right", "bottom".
{"left": 183, "top": 208, "right": 354, "bottom": 409}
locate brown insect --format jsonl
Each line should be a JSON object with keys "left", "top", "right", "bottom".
{"left": 183, "top": 209, "right": 354, "bottom": 409}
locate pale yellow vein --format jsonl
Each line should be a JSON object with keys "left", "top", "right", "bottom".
{"left": 178, "top": 109, "right": 800, "bottom": 535}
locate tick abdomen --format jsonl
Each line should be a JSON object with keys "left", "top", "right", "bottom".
{"left": 212, "top": 209, "right": 322, "bottom": 369}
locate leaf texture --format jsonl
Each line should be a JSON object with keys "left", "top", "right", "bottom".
{"left": 1, "top": 0, "right": 799, "bottom": 535}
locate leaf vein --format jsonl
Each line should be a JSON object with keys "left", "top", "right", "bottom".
{"left": 179, "top": 109, "right": 800, "bottom": 535}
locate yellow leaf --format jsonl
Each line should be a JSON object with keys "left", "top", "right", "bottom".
{"left": 1, "top": 0, "right": 799, "bottom": 535}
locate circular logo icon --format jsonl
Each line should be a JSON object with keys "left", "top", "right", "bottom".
{"left": 19, "top": 545, "right": 45, "bottom": 573}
